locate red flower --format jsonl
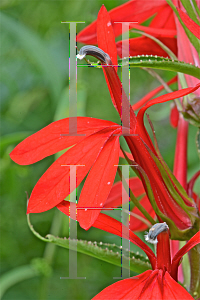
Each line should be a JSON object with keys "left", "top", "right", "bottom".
{"left": 10, "top": 117, "right": 122, "bottom": 229}
{"left": 77, "top": 0, "right": 177, "bottom": 58}
{"left": 77, "top": 6, "right": 200, "bottom": 238}
{"left": 57, "top": 202, "right": 199, "bottom": 299}
{"left": 92, "top": 223, "right": 199, "bottom": 300}
{"left": 10, "top": 2, "right": 200, "bottom": 235}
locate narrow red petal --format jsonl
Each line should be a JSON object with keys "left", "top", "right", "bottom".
{"left": 97, "top": 5, "right": 118, "bottom": 68}
{"left": 132, "top": 76, "right": 177, "bottom": 111}
{"left": 137, "top": 83, "right": 200, "bottom": 136}
{"left": 27, "top": 127, "right": 117, "bottom": 213}
{"left": 102, "top": 64, "right": 137, "bottom": 130}
{"left": 187, "top": 170, "right": 200, "bottom": 199}
{"left": 10, "top": 117, "right": 116, "bottom": 165}
{"left": 170, "top": 105, "right": 179, "bottom": 128}
{"left": 97, "top": 5, "right": 118, "bottom": 109}
{"left": 171, "top": 231, "right": 200, "bottom": 280}
{"left": 177, "top": 7, "right": 200, "bottom": 39}
{"left": 78, "top": 135, "right": 120, "bottom": 229}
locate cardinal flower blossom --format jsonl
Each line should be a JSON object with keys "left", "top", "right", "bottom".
{"left": 91, "top": 221, "right": 200, "bottom": 300}
{"left": 57, "top": 201, "right": 200, "bottom": 300}
{"left": 77, "top": 40, "right": 200, "bottom": 238}
{"left": 76, "top": 5, "right": 200, "bottom": 237}
{"left": 10, "top": 117, "right": 122, "bottom": 227}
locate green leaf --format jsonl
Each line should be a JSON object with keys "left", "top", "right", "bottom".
{"left": 0, "top": 12, "right": 63, "bottom": 104}
{"left": 119, "top": 55, "right": 200, "bottom": 79}
{"left": 46, "top": 234, "right": 151, "bottom": 273}
{"left": 27, "top": 214, "right": 151, "bottom": 273}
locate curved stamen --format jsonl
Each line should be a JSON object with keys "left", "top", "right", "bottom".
{"left": 77, "top": 45, "right": 112, "bottom": 64}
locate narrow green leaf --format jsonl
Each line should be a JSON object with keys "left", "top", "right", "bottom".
{"left": 46, "top": 234, "right": 151, "bottom": 273}
{"left": 119, "top": 55, "right": 200, "bottom": 79}
{"left": 27, "top": 214, "right": 151, "bottom": 273}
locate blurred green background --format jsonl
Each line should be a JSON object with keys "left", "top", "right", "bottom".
{"left": 0, "top": 0, "right": 199, "bottom": 299}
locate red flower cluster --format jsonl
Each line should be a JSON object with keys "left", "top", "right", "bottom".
{"left": 9, "top": 0, "right": 200, "bottom": 299}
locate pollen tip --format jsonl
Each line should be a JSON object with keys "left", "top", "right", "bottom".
{"left": 77, "top": 53, "right": 85, "bottom": 60}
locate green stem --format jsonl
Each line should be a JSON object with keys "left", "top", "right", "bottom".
{"left": 39, "top": 209, "right": 64, "bottom": 300}
{"left": 0, "top": 265, "right": 39, "bottom": 299}
{"left": 189, "top": 244, "right": 200, "bottom": 298}
{"left": 117, "top": 167, "right": 155, "bottom": 225}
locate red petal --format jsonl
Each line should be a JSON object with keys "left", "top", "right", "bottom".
{"left": 126, "top": 135, "right": 193, "bottom": 230}
{"left": 97, "top": 5, "right": 118, "bottom": 68}
{"left": 170, "top": 240, "right": 184, "bottom": 283}
{"left": 102, "top": 64, "right": 137, "bottom": 130}
{"left": 171, "top": 231, "right": 200, "bottom": 281}
{"left": 116, "top": 36, "right": 177, "bottom": 58}
{"left": 130, "top": 24, "right": 176, "bottom": 37}
{"left": 27, "top": 127, "right": 117, "bottom": 213}
{"left": 132, "top": 76, "right": 177, "bottom": 111}
{"left": 92, "top": 269, "right": 194, "bottom": 299}
{"left": 77, "top": 1, "right": 165, "bottom": 44}
{"left": 170, "top": 105, "right": 179, "bottom": 128}
{"left": 137, "top": 83, "right": 200, "bottom": 135}
{"left": 97, "top": 5, "right": 118, "bottom": 108}
{"left": 187, "top": 170, "right": 200, "bottom": 200}
{"left": 10, "top": 117, "right": 116, "bottom": 165}
{"left": 77, "top": 135, "right": 120, "bottom": 229}
{"left": 177, "top": 7, "right": 200, "bottom": 39}
{"left": 150, "top": 5, "right": 176, "bottom": 32}
{"left": 92, "top": 270, "right": 152, "bottom": 300}
{"left": 104, "top": 177, "right": 145, "bottom": 208}
{"left": 129, "top": 195, "right": 155, "bottom": 232}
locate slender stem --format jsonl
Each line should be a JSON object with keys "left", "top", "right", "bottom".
{"left": 39, "top": 209, "right": 64, "bottom": 300}
{"left": 189, "top": 244, "right": 200, "bottom": 298}
{"left": 124, "top": 209, "right": 151, "bottom": 228}
{"left": 117, "top": 167, "right": 155, "bottom": 225}
{"left": 0, "top": 265, "right": 39, "bottom": 299}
